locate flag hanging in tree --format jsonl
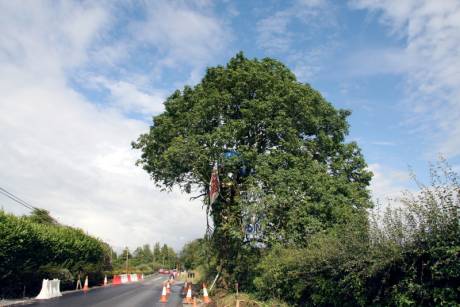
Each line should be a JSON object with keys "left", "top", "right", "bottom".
{"left": 209, "top": 162, "right": 219, "bottom": 205}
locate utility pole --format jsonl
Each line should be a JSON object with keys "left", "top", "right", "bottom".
{"left": 125, "top": 247, "right": 129, "bottom": 274}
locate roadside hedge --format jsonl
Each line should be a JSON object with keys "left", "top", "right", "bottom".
{"left": 0, "top": 210, "right": 111, "bottom": 298}
{"left": 253, "top": 161, "right": 460, "bottom": 306}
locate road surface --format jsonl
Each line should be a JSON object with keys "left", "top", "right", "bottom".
{"left": 28, "top": 275, "right": 183, "bottom": 307}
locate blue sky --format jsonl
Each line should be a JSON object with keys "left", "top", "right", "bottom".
{"left": 1, "top": 0, "right": 459, "bottom": 250}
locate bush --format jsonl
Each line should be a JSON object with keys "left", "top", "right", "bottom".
{"left": 0, "top": 211, "right": 111, "bottom": 298}
{"left": 366, "top": 159, "right": 460, "bottom": 306}
{"left": 254, "top": 160, "right": 460, "bottom": 306}
{"left": 254, "top": 216, "right": 370, "bottom": 306}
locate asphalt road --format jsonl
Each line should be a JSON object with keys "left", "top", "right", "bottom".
{"left": 28, "top": 275, "right": 183, "bottom": 307}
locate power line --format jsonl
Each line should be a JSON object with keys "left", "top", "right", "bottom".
{"left": 0, "top": 189, "right": 33, "bottom": 209}
{"left": 0, "top": 188, "right": 34, "bottom": 210}
{"left": 0, "top": 187, "right": 36, "bottom": 210}
{"left": 0, "top": 187, "right": 35, "bottom": 208}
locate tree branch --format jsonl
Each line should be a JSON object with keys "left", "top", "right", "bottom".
{"left": 190, "top": 193, "right": 207, "bottom": 201}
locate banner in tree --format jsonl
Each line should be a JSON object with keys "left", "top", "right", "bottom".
{"left": 209, "top": 162, "right": 219, "bottom": 205}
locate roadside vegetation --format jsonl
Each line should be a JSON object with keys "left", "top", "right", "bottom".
{"left": 0, "top": 207, "right": 178, "bottom": 299}
{"left": 253, "top": 160, "right": 459, "bottom": 306}
{"left": 179, "top": 160, "right": 459, "bottom": 306}
{"left": 0, "top": 209, "right": 111, "bottom": 298}
{"left": 111, "top": 242, "right": 178, "bottom": 275}
{"left": 137, "top": 53, "right": 459, "bottom": 306}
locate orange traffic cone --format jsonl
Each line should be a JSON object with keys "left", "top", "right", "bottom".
{"left": 103, "top": 275, "right": 107, "bottom": 286}
{"left": 182, "top": 281, "right": 188, "bottom": 295}
{"left": 202, "top": 283, "right": 211, "bottom": 303}
{"left": 83, "top": 276, "right": 89, "bottom": 292}
{"left": 184, "top": 285, "right": 193, "bottom": 304}
{"left": 166, "top": 281, "right": 171, "bottom": 295}
{"left": 159, "top": 284, "right": 168, "bottom": 303}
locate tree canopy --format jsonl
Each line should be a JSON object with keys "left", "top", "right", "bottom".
{"left": 133, "top": 52, "right": 372, "bottom": 284}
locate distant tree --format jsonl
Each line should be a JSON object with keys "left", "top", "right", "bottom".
{"left": 111, "top": 248, "right": 118, "bottom": 261}
{"left": 120, "top": 247, "right": 132, "bottom": 260}
{"left": 153, "top": 242, "right": 161, "bottom": 262}
{"left": 180, "top": 239, "right": 209, "bottom": 270}
{"left": 28, "top": 208, "right": 58, "bottom": 225}
{"left": 167, "top": 246, "right": 178, "bottom": 268}
{"left": 132, "top": 247, "right": 143, "bottom": 267}
{"left": 160, "top": 244, "right": 174, "bottom": 267}
{"left": 142, "top": 244, "right": 153, "bottom": 261}
{"left": 133, "top": 247, "right": 142, "bottom": 258}
{"left": 133, "top": 244, "right": 152, "bottom": 263}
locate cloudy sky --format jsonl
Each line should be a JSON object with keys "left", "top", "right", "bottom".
{"left": 1, "top": 0, "right": 459, "bottom": 251}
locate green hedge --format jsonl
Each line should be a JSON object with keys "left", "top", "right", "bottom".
{"left": 253, "top": 161, "right": 460, "bottom": 306}
{"left": 0, "top": 211, "right": 111, "bottom": 298}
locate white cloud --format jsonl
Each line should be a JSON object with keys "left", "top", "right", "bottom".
{"left": 256, "top": 0, "right": 329, "bottom": 53}
{"left": 256, "top": 0, "right": 337, "bottom": 81}
{"left": 90, "top": 76, "right": 167, "bottom": 115}
{"left": 257, "top": 10, "right": 294, "bottom": 54}
{"left": 90, "top": 42, "right": 130, "bottom": 68}
{"left": 0, "top": 1, "right": 207, "bottom": 251}
{"left": 350, "top": 0, "right": 460, "bottom": 158}
{"left": 368, "top": 163, "right": 410, "bottom": 203}
{"left": 0, "top": 1, "right": 110, "bottom": 78}
{"left": 133, "top": 1, "right": 231, "bottom": 70}
{"left": 290, "top": 43, "right": 339, "bottom": 81}
{"left": 345, "top": 48, "right": 411, "bottom": 76}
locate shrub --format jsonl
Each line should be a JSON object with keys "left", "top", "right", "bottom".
{"left": 254, "top": 160, "right": 459, "bottom": 306}
{"left": 0, "top": 211, "right": 110, "bottom": 298}
{"left": 366, "top": 159, "right": 460, "bottom": 306}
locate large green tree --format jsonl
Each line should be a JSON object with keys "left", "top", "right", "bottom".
{"left": 133, "top": 53, "right": 372, "bottom": 286}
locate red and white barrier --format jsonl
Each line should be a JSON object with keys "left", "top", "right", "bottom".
{"left": 120, "top": 274, "right": 129, "bottom": 284}
{"left": 113, "top": 275, "right": 121, "bottom": 285}
{"left": 112, "top": 274, "right": 144, "bottom": 285}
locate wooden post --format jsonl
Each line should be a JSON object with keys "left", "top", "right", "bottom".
{"left": 125, "top": 247, "right": 129, "bottom": 274}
